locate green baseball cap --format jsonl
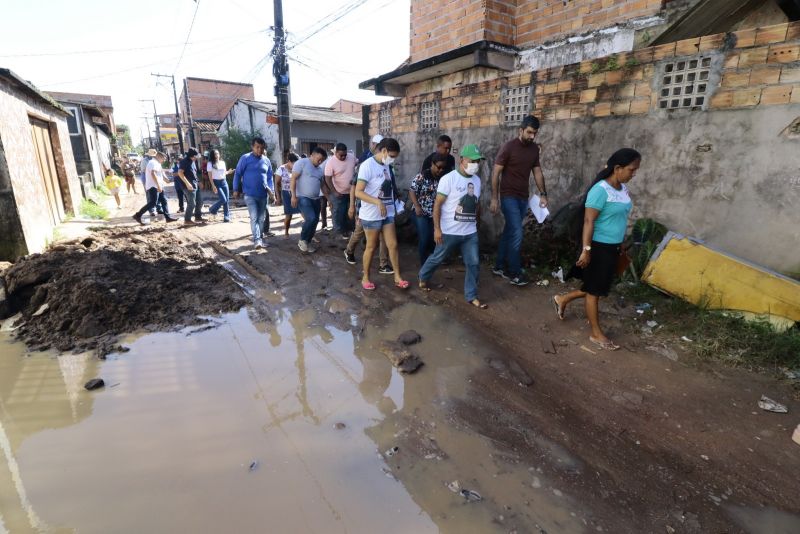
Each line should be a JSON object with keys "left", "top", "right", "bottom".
{"left": 460, "top": 144, "right": 485, "bottom": 160}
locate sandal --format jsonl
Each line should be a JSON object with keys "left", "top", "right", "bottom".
{"left": 552, "top": 295, "right": 565, "bottom": 320}
{"left": 470, "top": 299, "right": 488, "bottom": 309}
{"left": 418, "top": 282, "right": 431, "bottom": 292}
{"left": 361, "top": 281, "right": 375, "bottom": 291}
{"left": 395, "top": 280, "right": 410, "bottom": 290}
{"left": 589, "top": 337, "right": 620, "bottom": 351}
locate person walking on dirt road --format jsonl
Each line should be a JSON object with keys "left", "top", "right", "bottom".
{"left": 133, "top": 151, "right": 177, "bottom": 224}
{"left": 355, "top": 137, "right": 409, "bottom": 290}
{"left": 207, "top": 149, "right": 235, "bottom": 222}
{"left": 233, "top": 137, "right": 274, "bottom": 249}
{"left": 409, "top": 152, "right": 448, "bottom": 265}
{"left": 177, "top": 148, "right": 205, "bottom": 224}
{"left": 290, "top": 147, "right": 328, "bottom": 253}
{"left": 104, "top": 168, "right": 123, "bottom": 209}
{"left": 553, "top": 148, "right": 641, "bottom": 351}
{"left": 276, "top": 152, "right": 299, "bottom": 236}
{"left": 419, "top": 145, "right": 486, "bottom": 309}
{"left": 324, "top": 142, "right": 356, "bottom": 239}
{"left": 490, "top": 115, "right": 549, "bottom": 287}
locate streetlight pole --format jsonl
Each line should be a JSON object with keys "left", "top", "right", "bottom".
{"left": 152, "top": 73, "right": 185, "bottom": 154}
{"left": 273, "top": 0, "right": 292, "bottom": 159}
{"left": 139, "top": 99, "right": 162, "bottom": 151}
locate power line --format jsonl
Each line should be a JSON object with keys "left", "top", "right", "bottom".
{"left": 173, "top": 0, "right": 202, "bottom": 75}
{"left": 0, "top": 31, "right": 265, "bottom": 58}
{"left": 288, "top": 0, "right": 372, "bottom": 50}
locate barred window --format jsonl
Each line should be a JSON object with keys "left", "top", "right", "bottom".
{"left": 658, "top": 56, "right": 713, "bottom": 110}
{"left": 379, "top": 108, "right": 392, "bottom": 135}
{"left": 419, "top": 101, "right": 439, "bottom": 131}
{"left": 503, "top": 86, "right": 531, "bottom": 124}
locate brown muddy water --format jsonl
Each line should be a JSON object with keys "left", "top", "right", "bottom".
{"left": 0, "top": 303, "right": 588, "bottom": 533}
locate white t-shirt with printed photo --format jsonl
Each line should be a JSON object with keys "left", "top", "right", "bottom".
{"left": 437, "top": 169, "right": 481, "bottom": 236}
{"left": 277, "top": 165, "right": 292, "bottom": 191}
{"left": 357, "top": 156, "right": 395, "bottom": 222}
{"left": 206, "top": 160, "right": 227, "bottom": 181}
{"left": 145, "top": 159, "right": 164, "bottom": 190}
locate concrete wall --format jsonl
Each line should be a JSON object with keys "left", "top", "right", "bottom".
{"left": 220, "top": 103, "right": 280, "bottom": 154}
{"left": 0, "top": 79, "right": 80, "bottom": 260}
{"left": 291, "top": 122, "right": 362, "bottom": 155}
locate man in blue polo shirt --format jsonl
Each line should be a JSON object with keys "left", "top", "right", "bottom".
{"left": 233, "top": 137, "right": 273, "bottom": 249}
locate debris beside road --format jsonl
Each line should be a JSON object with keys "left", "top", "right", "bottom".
{"left": 757, "top": 395, "right": 788, "bottom": 413}
{"left": 378, "top": 340, "right": 424, "bottom": 373}
{"left": 0, "top": 227, "right": 246, "bottom": 356}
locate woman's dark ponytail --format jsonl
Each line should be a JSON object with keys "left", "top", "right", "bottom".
{"left": 592, "top": 148, "right": 641, "bottom": 186}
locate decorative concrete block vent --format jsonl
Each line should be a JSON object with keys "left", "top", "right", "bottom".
{"left": 658, "top": 56, "right": 713, "bottom": 110}
{"left": 379, "top": 107, "right": 392, "bottom": 135}
{"left": 419, "top": 100, "right": 439, "bottom": 131}
{"left": 503, "top": 85, "right": 531, "bottom": 124}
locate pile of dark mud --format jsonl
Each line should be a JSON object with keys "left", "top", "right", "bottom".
{"left": 0, "top": 227, "right": 247, "bottom": 355}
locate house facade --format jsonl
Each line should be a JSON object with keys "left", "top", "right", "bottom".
{"left": 0, "top": 69, "right": 81, "bottom": 260}
{"left": 219, "top": 99, "right": 363, "bottom": 164}
{"left": 360, "top": 0, "right": 800, "bottom": 273}
{"left": 179, "top": 77, "right": 255, "bottom": 152}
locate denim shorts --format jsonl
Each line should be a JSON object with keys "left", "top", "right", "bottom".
{"left": 360, "top": 216, "right": 395, "bottom": 230}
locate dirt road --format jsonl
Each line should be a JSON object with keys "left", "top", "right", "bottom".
{"left": 0, "top": 188, "right": 798, "bottom": 533}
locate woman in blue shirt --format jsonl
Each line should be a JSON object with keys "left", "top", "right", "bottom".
{"left": 553, "top": 148, "right": 641, "bottom": 351}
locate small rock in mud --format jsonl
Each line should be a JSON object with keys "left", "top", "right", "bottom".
{"left": 333, "top": 422, "right": 347, "bottom": 430}
{"left": 397, "top": 329, "right": 422, "bottom": 345}
{"left": 508, "top": 359, "right": 534, "bottom": 387}
{"left": 378, "top": 340, "right": 424, "bottom": 373}
{"left": 460, "top": 489, "right": 483, "bottom": 502}
{"left": 384, "top": 446, "right": 399, "bottom": 457}
{"left": 84, "top": 378, "right": 105, "bottom": 391}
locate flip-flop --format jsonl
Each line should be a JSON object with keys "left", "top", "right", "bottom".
{"left": 589, "top": 337, "right": 620, "bottom": 351}
{"left": 552, "top": 295, "right": 565, "bottom": 320}
{"left": 395, "top": 280, "right": 410, "bottom": 290}
{"left": 470, "top": 299, "right": 488, "bottom": 309}
{"left": 361, "top": 281, "right": 376, "bottom": 291}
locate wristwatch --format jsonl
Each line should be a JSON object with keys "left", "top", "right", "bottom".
{"left": 583, "top": 245, "right": 592, "bottom": 252}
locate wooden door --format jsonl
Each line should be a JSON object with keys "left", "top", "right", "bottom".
{"left": 29, "top": 118, "right": 64, "bottom": 225}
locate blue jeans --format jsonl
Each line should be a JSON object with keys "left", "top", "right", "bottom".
{"left": 413, "top": 212, "right": 435, "bottom": 265}
{"left": 494, "top": 196, "right": 528, "bottom": 277}
{"left": 298, "top": 197, "right": 321, "bottom": 242}
{"left": 331, "top": 193, "right": 353, "bottom": 234}
{"left": 209, "top": 179, "right": 230, "bottom": 218}
{"left": 419, "top": 232, "right": 480, "bottom": 302}
{"left": 135, "top": 187, "right": 170, "bottom": 217}
{"left": 174, "top": 179, "right": 185, "bottom": 211}
{"left": 183, "top": 184, "right": 202, "bottom": 221}
{"left": 244, "top": 195, "right": 267, "bottom": 243}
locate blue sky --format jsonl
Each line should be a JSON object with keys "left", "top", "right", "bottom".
{"left": 1, "top": 0, "right": 408, "bottom": 142}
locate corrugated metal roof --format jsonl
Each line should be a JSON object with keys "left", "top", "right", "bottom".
{"left": 238, "top": 99, "right": 362, "bottom": 126}
{"left": 195, "top": 119, "right": 223, "bottom": 133}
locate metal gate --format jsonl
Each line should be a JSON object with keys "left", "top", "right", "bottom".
{"left": 29, "top": 117, "right": 64, "bottom": 225}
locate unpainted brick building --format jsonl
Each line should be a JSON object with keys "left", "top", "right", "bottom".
{"left": 179, "top": 77, "right": 255, "bottom": 151}
{"left": 361, "top": 0, "right": 800, "bottom": 273}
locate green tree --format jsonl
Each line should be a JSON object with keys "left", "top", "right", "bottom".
{"left": 219, "top": 126, "right": 260, "bottom": 164}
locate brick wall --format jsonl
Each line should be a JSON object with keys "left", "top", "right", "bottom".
{"left": 180, "top": 78, "right": 254, "bottom": 122}
{"left": 410, "top": 0, "right": 676, "bottom": 63}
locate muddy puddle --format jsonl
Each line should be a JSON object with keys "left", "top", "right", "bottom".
{"left": 0, "top": 303, "right": 587, "bottom": 533}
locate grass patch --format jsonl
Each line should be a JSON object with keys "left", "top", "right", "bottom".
{"left": 618, "top": 283, "right": 800, "bottom": 372}
{"left": 80, "top": 198, "right": 109, "bottom": 220}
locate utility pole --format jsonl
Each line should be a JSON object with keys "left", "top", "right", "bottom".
{"left": 152, "top": 73, "right": 185, "bottom": 154}
{"left": 183, "top": 78, "right": 197, "bottom": 148}
{"left": 273, "top": 0, "right": 292, "bottom": 159}
{"left": 140, "top": 116, "right": 152, "bottom": 148}
{"left": 139, "top": 99, "right": 162, "bottom": 151}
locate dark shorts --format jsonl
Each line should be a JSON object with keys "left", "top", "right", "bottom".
{"left": 580, "top": 241, "right": 622, "bottom": 297}
{"left": 282, "top": 190, "right": 299, "bottom": 215}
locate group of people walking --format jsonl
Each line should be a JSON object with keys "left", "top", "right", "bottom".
{"left": 127, "top": 115, "right": 641, "bottom": 350}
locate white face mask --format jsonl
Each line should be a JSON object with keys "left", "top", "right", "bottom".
{"left": 383, "top": 155, "right": 395, "bottom": 166}
{"left": 465, "top": 162, "right": 480, "bottom": 175}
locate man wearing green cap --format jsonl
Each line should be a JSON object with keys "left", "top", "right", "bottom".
{"left": 418, "top": 144, "right": 488, "bottom": 309}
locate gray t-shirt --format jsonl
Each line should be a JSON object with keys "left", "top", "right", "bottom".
{"left": 293, "top": 157, "right": 324, "bottom": 199}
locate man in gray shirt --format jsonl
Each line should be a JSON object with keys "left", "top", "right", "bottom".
{"left": 290, "top": 146, "right": 328, "bottom": 253}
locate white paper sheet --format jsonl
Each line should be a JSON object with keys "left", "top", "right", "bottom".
{"left": 528, "top": 194, "right": 550, "bottom": 224}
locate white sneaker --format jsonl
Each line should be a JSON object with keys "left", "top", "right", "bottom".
{"left": 254, "top": 240, "right": 264, "bottom": 249}
{"left": 298, "top": 240, "right": 309, "bottom": 252}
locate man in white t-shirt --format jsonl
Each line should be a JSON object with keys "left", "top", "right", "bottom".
{"left": 133, "top": 151, "right": 177, "bottom": 224}
{"left": 418, "top": 144, "right": 486, "bottom": 308}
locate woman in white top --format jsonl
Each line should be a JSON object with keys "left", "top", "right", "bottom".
{"left": 354, "top": 137, "right": 408, "bottom": 290}
{"left": 207, "top": 149, "right": 235, "bottom": 222}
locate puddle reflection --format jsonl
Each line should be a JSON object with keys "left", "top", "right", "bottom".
{"left": 0, "top": 303, "right": 583, "bottom": 533}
